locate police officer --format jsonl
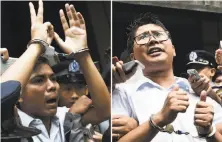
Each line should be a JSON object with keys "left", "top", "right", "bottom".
{"left": 185, "top": 50, "right": 221, "bottom": 105}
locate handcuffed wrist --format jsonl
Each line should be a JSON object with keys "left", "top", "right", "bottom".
{"left": 150, "top": 114, "right": 169, "bottom": 132}
{"left": 27, "top": 39, "right": 48, "bottom": 53}
{"left": 67, "top": 48, "right": 89, "bottom": 60}
{"left": 198, "top": 125, "right": 216, "bottom": 138}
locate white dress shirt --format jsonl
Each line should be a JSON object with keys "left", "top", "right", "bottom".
{"left": 18, "top": 107, "right": 69, "bottom": 142}
{"left": 112, "top": 69, "right": 222, "bottom": 142}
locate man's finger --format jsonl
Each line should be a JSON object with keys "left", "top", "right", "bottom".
{"left": 37, "top": 0, "right": 43, "bottom": 23}
{"left": 112, "top": 126, "right": 126, "bottom": 133}
{"left": 54, "top": 32, "right": 65, "bottom": 47}
{"left": 194, "top": 119, "right": 210, "bottom": 127}
{"left": 192, "top": 78, "right": 205, "bottom": 89}
{"left": 77, "top": 12, "right": 86, "bottom": 30}
{"left": 171, "top": 84, "right": 179, "bottom": 91}
{"left": 112, "top": 119, "right": 126, "bottom": 126}
{"left": 112, "top": 65, "right": 122, "bottom": 83}
{"left": 70, "top": 5, "right": 80, "bottom": 27}
{"left": 59, "top": 9, "right": 69, "bottom": 32}
{"left": 200, "top": 90, "right": 207, "bottom": 102}
{"left": 65, "top": 4, "right": 75, "bottom": 27}
{"left": 116, "top": 62, "right": 126, "bottom": 81}
{"left": 29, "top": 2, "right": 36, "bottom": 25}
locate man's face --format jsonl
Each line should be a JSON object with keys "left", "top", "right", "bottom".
{"left": 59, "top": 83, "right": 88, "bottom": 108}
{"left": 20, "top": 64, "right": 60, "bottom": 117}
{"left": 215, "top": 75, "right": 222, "bottom": 85}
{"left": 133, "top": 24, "right": 175, "bottom": 71}
{"left": 197, "top": 66, "right": 215, "bottom": 80}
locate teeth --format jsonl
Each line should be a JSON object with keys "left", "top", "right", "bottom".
{"left": 149, "top": 48, "right": 162, "bottom": 54}
{"left": 47, "top": 99, "right": 56, "bottom": 104}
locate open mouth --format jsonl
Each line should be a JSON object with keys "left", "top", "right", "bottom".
{"left": 46, "top": 98, "right": 57, "bottom": 104}
{"left": 147, "top": 47, "right": 164, "bottom": 55}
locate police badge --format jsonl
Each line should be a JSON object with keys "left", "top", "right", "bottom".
{"left": 189, "top": 52, "right": 197, "bottom": 62}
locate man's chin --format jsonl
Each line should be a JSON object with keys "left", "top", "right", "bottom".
{"left": 46, "top": 108, "right": 57, "bottom": 116}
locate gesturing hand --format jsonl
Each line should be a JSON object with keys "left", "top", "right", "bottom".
{"left": 188, "top": 74, "right": 211, "bottom": 96}
{"left": 54, "top": 4, "right": 87, "bottom": 54}
{"left": 157, "top": 85, "right": 189, "bottom": 126}
{"left": 29, "top": 0, "right": 54, "bottom": 44}
{"left": 195, "top": 90, "right": 214, "bottom": 135}
{"left": 112, "top": 115, "right": 138, "bottom": 139}
{"left": 69, "top": 95, "right": 92, "bottom": 115}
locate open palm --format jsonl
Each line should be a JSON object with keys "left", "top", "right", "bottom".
{"left": 55, "top": 4, "right": 87, "bottom": 54}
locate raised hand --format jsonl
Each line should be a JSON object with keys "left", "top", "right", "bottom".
{"left": 215, "top": 41, "right": 222, "bottom": 70}
{"left": 188, "top": 74, "right": 211, "bottom": 96}
{"left": 69, "top": 95, "right": 92, "bottom": 115}
{"left": 195, "top": 90, "right": 214, "bottom": 135}
{"left": 54, "top": 4, "right": 87, "bottom": 54}
{"left": 29, "top": 0, "right": 53, "bottom": 44}
{"left": 155, "top": 85, "right": 189, "bottom": 126}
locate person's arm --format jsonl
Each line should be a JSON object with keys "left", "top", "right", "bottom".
{"left": 0, "top": 0, "right": 52, "bottom": 89}
{"left": 54, "top": 4, "right": 110, "bottom": 125}
{"left": 64, "top": 112, "right": 84, "bottom": 142}
{"left": 118, "top": 85, "right": 189, "bottom": 142}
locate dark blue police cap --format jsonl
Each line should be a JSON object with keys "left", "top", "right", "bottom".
{"left": 1, "top": 81, "right": 41, "bottom": 139}
{"left": 186, "top": 50, "right": 217, "bottom": 69}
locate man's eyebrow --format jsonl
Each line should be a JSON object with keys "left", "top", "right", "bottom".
{"left": 31, "top": 74, "right": 45, "bottom": 79}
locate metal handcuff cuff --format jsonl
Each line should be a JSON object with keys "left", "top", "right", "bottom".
{"left": 27, "top": 39, "right": 48, "bottom": 53}
{"left": 149, "top": 114, "right": 189, "bottom": 135}
{"left": 67, "top": 48, "right": 90, "bottom": 60}
{"left": 150, "top": 114, "right": 216, "bottom": 138}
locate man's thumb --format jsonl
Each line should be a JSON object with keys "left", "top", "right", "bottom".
{"left": 172, "top": 85, "right": 179, "bottom": 91}
{"left": 200, "top": 90, "right": 207, "bottom": 102}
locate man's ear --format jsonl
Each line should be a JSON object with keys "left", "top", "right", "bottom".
{"left": 211, "top": 68, "right": 216, "bottom": 77}
{"left": 172, "top": 45, "right": 176, "bottom": 57}
{"left": 130, "top": 53, "right": 135, "bottom": 60}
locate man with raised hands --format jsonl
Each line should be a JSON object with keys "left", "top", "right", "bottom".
{"left": 1, "top": 0, "right": 110, "bottom": 142}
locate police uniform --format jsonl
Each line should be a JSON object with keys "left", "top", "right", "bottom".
{"left": 1, "top": 81, "right": 41, "bottom": 142}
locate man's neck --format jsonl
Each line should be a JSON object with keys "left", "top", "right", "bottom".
{"left": 39, "top": 116, "right": 51, "bottom": 136}
{"left": 143, "top": 68, "right": 175, "bottom": 88}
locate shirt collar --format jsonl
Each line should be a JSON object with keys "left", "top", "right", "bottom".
{"left": 135, "top": 76, "right": 190, "bottom": 91}
{"left": 17, "top": 108, "right": 35, "bottom": 127}
{"left": 17, "top": 108, "right": 60, "bottom": 127}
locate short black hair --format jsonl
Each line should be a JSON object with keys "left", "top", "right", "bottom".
{"left": 126, "top": 12, "right": 169, "bottom": 53}
{"left": 33, "top": 56, "right": 50, "bottom": 72}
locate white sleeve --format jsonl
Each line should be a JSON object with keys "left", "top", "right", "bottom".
{"left": 112, "top": 86, "right": 135, "bottom": 118}
{"left": 212, "top": 99, "right": 222, "bottom": 125}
